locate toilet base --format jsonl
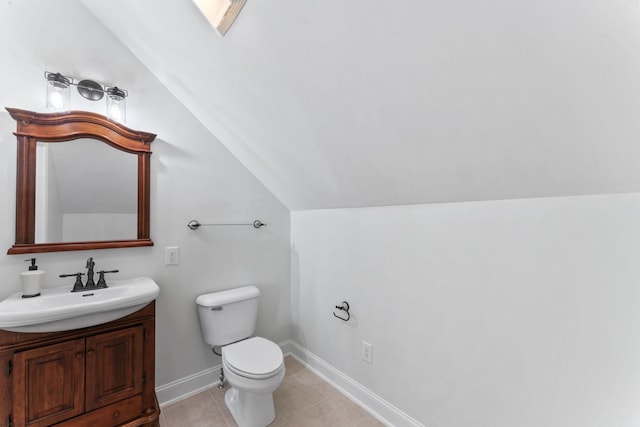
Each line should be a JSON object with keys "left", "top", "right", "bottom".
{"left": 225, "top": 387, "right": 276, "bottom": 427}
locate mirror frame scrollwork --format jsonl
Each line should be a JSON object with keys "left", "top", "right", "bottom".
{"left": 6, "top": 107, "right": 156, "bottom": 254}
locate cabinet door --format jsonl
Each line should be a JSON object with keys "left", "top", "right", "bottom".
{"left": 85, "top": 326, "right": 144, "bottom": 411}
{"left": 13, "top": 339, "right": 85, "bottom": 427}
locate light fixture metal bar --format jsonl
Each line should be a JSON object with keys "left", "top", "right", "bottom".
{"left": 44, "top": 71, "right": 128, "bottom": 98}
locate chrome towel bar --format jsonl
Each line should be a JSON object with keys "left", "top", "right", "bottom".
{"left": 187, "top": 219, "right": 266, "bottom": 230}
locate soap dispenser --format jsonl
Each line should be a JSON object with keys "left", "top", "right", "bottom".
{"left": 20, "top": 258, "right": 45, "bottom": 298}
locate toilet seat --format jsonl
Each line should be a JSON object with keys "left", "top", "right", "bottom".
{"left": 223, "top": 337, "right": 284, "bottom": 380}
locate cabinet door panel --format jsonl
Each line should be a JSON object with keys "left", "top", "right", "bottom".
{"left": 85, "top": 326, "right": 143, "bottom": 411}
{"left": 13, "top": 339, "right": 85, "bottom": 427}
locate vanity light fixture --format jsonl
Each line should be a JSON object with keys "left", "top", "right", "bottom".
{"left": 192, "top": 0, "right": 247, "bottom": 36}
{"left": 44, "top": 71, "right": 128, "bottom": 123}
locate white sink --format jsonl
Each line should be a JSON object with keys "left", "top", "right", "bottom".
{"left": 0, "top": 277, "right": 159, "bottom": 333}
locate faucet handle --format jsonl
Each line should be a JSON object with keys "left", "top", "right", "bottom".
{"left": 60, "top": 273, "right": 85, "bottom": 292}
{"left": 96, "top": 270, "right": 119, "bottom": 288}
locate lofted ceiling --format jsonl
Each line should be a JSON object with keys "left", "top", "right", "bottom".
{"left": 83, "top": 0, "right": 640, "bottom": 210}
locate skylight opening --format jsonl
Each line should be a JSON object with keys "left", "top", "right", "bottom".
{"left": 193, "top": 0, "right": 247, "bottom": 36}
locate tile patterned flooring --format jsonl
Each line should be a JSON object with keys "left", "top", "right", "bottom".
{"left": 160, "top": 356, "right": 385, "bottom": 426}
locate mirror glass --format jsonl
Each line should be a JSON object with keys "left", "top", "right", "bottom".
{"left": 35, "top": 139, "right": 138, "bottom": 243}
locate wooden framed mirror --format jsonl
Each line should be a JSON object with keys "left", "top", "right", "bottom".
{"left": 6, "top": 107, "right": 155, "bottom": 254}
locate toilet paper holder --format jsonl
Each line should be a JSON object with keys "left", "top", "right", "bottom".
{"left": 333, "top": 301, "right": 350, "bottom": 322}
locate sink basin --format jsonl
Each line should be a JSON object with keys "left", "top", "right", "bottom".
{"left": 0, "top": 277, "right": 159, "bottom": 333}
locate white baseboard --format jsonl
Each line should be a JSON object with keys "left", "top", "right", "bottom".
{"left": 156, "top": 340, "right": 423, "bottom": 427}
{"left": 156, "top": 364, "right": 222, "bottom": 407}
{"left": 284, "top": 340, "right": 423, "bottom": 427}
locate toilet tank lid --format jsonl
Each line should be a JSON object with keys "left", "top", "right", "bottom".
{"left": 196, "top": 285, "right": 261, "bottom": 307}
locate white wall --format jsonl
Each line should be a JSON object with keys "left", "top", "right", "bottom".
{"left": 291, "top": 194, "right": 640, "bottom": 427}
{"left": 0, "top": 0, "right": 290, "bottom": 396}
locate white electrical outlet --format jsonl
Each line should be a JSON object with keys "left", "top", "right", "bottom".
{"left": 361, "top": 341, "right": 373, "bottom": 364}
{"left": 165, "top": 246, "right": 179, "bottom": 265}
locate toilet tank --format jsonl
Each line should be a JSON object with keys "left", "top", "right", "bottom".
{"left": 196, "top": 285, "right": 261, "bottom": 347}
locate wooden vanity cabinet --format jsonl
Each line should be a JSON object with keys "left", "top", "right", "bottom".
{"left": 0, "top": 302, "right": 159, "bottom": 427}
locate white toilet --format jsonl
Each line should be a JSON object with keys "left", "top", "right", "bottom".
{"left": 196, "top": 286, "right": 285, "bottom": 427}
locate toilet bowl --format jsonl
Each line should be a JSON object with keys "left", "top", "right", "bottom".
{"left": 222, "top": 337, "right": 285, "bottom": 427}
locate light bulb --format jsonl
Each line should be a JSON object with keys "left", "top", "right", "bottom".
{"left": 45, "top": 72, "right": 70, "bottom": 112}
{"left": 49, "top": 91, "right": 64, "bottom": 109}
{"left": 108, "top": 102, "right": 122, "bottom": 122}
{"left": 106, "top": 87, "right": 126, "bottom": 123}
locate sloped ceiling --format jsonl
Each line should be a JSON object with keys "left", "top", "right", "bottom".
{"left": 83, "top": 0, "right": 640, "bottom": 210}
